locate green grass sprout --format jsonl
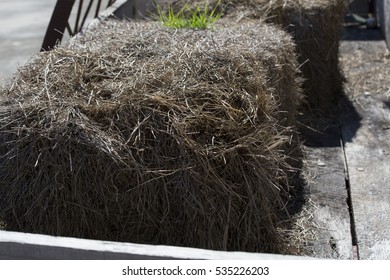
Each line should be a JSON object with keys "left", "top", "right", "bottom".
{"left": 155, "top": 0, "right": 221, "bottom": 30}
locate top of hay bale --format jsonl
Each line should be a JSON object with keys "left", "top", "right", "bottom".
{"left": 0, "top": 19, "right": 301, "bottom": 253}
{"left": 158, "top": 0, "right": 346, "bottom": 20}
{"left": 3, "top": 19, "right": 301, "bottom": 125}
{"left": 159, "top": 0, "right": 348, "bottom": 112}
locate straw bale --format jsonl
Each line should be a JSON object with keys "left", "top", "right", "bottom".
{"left": 160, "top": 0, "right": 347, "bottom": 111}
{"left": 0, "top": 20, "right": 301, "bottom": 253}
{"left": 276, "top": 0, "right": 348, "bottom": 111}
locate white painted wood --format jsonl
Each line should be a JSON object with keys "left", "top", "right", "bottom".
{"left": 86, "top": 0, "right": 129, "bottom": 28}
{"left": 0, "top": 230, "right": 313, "bottom": 260}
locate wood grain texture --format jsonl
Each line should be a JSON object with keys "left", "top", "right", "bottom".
{"left": 302, "top": 124, "right": 353, "bottom": 259}
{"left": 342, "top": 93, "right": 390, "bottom": 259}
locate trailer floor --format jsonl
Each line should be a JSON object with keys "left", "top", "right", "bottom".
{"left": 299, "top": 26, "right": 390, "bottom": 260}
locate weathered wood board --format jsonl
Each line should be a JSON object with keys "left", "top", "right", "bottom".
{"left": 341, "top": 93, "right": 390, "bottom": 259}
{"left": 302, "top": 124, "right": 353, "bottom": 259}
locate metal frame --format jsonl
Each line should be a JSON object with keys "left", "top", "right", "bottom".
{"left": 41, "top": 0, "right": 117, "bottom": 51}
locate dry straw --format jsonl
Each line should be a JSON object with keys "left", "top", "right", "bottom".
{"left": 165, "top": 0, "right": 348, "bottom": 111}
{"left": 0, "top": 20, "right": 301, "bottom": 253}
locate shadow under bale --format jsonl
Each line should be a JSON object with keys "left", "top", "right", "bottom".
{"left": 0, "top": 20, "right": 301, "bottom": 253}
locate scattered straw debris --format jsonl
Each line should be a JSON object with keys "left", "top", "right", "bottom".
{"left": 340, "top": 38, "right": 390, "bottom": 99}
{"left": 0, "top": 20, "right": 302, "bottom": 253}
{"left": 281, "top": 197, "right": 317, "bottom": 256}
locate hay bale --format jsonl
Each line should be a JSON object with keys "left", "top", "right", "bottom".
{"left": 276, "top": 0, "right": 347, "bottom": 111}
{"left": 0, "top": 20, "right": 301, "bottom": 253}
{"left": 161, "top": 0, "right": 347, "bottom": 111}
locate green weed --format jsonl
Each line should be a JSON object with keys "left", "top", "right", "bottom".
{"left": 155, "top": 1, "right": 221, "bottom": 30}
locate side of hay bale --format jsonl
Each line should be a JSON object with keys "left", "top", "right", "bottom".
{"left": 0, "top": 20, "right": 301, "bottom": 253}
{"left": 278, "top": 0, "right": 347, "bottom": 111}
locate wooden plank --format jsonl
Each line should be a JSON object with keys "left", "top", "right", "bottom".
{"left": 302, "top": 123, "right": 353, "bottom": 259}
{"left": 342, "top": 93, "right": 390, "bottom": 259}
{"left": 0, "top": 230, "right": 312, "bottom": 260}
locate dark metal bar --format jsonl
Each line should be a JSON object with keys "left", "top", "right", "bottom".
{"left": 80, "top": 0, "right": 94, "bottom": 32}
{"left": 95, "top": 0, "right": 102, "bottom": 18}
{"left": 42, "top": 0, "right": 120, "bottom": 51}
{"left": 74, "top": 0, "right": 84, "bottom": 35}
{"left": 107, "top": 0, "right": 116, "bottom": 8}
{"left": 41, "top": 0, "right": 76, "bottom": 51}
{"left": 66, "top": 22, "right": 73, "bottom": 36}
